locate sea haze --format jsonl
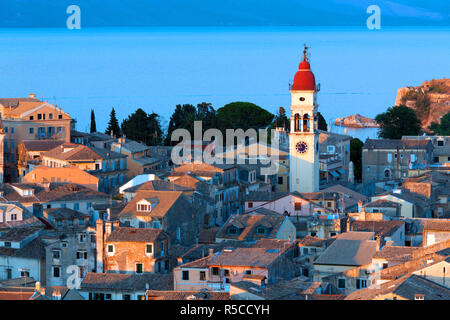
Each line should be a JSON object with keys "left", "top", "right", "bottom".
{"left": 0, "top": 26, "right": 448, "bottom": 139}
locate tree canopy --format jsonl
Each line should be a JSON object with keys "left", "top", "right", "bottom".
{"left": 216, "top": 102, "right": 274, "bottom": 132}
{"left": 375, "top": 105, "right": 421, "bottom": 139}
{"left": 121, "top": 108, "right": 163, "bottom": 145}
{"left": 165, "top": 103, "right": 217, "bottom": 145}
{"left": 317, "top": 112, "right": 327, "bottom": 131}
{"left": 350, "top": 138, "right": 364, "bottom": 181}
{"left": 429, "top": 111, "right": 450, "bottom": 136}
{"left": 105, "top": 107, "right": 121, "bottom": 137}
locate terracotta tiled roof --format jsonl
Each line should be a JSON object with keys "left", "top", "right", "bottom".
{"left": 295, "top": 235, "right": 326, "bottom": 247}
{"left": 364, "top": 139, "right": 432, "bottom": 150}
{"left": 345, "top": 274, "right": 450, "bottom": 300}
{"left": 120, "top": 190, "right": 184, "bottom": 218}
{"left": 373, "top": 246, "right": 417, "bottom": 262}
{"left": 80, "top": 273, "right": 173, "bottom": 292}
{"left": 173, "top": 162, "right": 224, "bottom": 174}
{"left": 198, "top": 227, "right": 220, "bottom": 244}
{"left": 106, "top": 227, "right": 166, "bottom": 242}
{"left": 43, "top": 207, "right": 89, "bottom": 220}
{"left": 365, "top": 199, "right": 400, "bottom": 208}
{"left": 0, "top": 97, "right": 40, "bottom": 108}
{"left": 0, "top": 227, "right": 38, "bottom": 242}
{"left": 209, "top": 247, "right": 283, "bottom": 268}
{"left": 0, "top": 237, "right": 46, "bottom": 259}
{"left": 124, "top": 180, "right": 194, "bottom": 193}
{"left": 23, "top": 166, "right": 98, "bottom": 186}
{"left": 180, "top": 246, "right": 285, "bottom": 269}
{"left": 423, "top": 219, "right": 450, "bottom": 232}
{"left": 0, "top": 183, "right": 109, "bottom": 204}
{"left": 21, "top": 140, "right": 65, "bottom": 152}
{"left": 350, "top": 220, "right": 405, "bottom": 237}
{"left": 321, "top": 185, "right": 368, "bottom": 210}
{"left": 216, "top": 213, "right": 287, "bottom": 241}
{"left": 146, "top": 290, "right": 230, "bottom": 300}
{"left": 43, "top": 144, "right": 125, "bottom": 162}
{"left": 0, "top": 290, "right": 35, "bottom": 300}
{"left": 3, "top": 101, "right": 44, "bottom": 116}
{"left": 171, "top": 175, "right": 201, "bottom": 189}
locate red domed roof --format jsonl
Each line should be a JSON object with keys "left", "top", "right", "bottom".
{"left": 292, "top": 58, "right": 316, "bottom": 91}
{"left": 299, "top": 60, "right": 311, "bottom": 70}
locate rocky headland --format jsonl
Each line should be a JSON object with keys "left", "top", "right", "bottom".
{"left": 395, "top": 78, "right": 450, "bottom": 131}
{"left": 334, "top": 114, "right": 379, "bottom": 128}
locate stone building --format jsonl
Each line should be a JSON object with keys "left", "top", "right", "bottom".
{"left": 362, "top": 139, "right": 433, "bottom": 185}
{"left": 118, "top": 190, "right": 198, "bottom": 246}
{"left": 41, "top": 208, "right": 96, "bottom": 287}
{"left": 99, "top": 224, "right": 170, "bottom": 274}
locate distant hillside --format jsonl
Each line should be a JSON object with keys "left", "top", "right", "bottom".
{"left": 395, "top": 79, "right": 450, "bottom": 132}
{"left": 0, "top": 0, "right": 449, "bottom": 27}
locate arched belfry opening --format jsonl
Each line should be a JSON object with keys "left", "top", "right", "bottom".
{"left": 303, "top": 114, "right": 310, "bottom": 132}
{"left": 294, "top": 113, "right": 301, "bottom": 132}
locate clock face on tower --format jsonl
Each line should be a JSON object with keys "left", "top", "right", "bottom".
{"left": 296, "top": 141, "right": 308, "bottom": 154}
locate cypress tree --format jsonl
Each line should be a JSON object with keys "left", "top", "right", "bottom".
{"left": 90, "top": 109, "right": 97, "bottom": 133}
{"left": 105, "top": 108, "right": 121, "bottom": 137}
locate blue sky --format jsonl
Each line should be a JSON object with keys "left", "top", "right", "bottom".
{"left": 1, "top": 0, "right": 449, "bottom": 27}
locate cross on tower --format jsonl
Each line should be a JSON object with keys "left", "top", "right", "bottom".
{"left": 303, "top": 44, "right": 311, "bottom": 61}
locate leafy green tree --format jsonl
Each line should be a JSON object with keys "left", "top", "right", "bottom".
{"left": 90, "top": 109, "right": 97, "bottom": 133}
{"left": 429, "top": 111, "right": 450, "bottom": 136}
{"left": 350, "top": 138, "right": 364, "bottom": 181}
{"left": 165, "top": 104, "right": 198, "bottom": 145}
{"left": 268, "top": 106, "right": 289, "bottom": 135}
{"left": 196, "top": 102, "right": 217, "bottom": 131}
{"left": 216, "top": 102, "right": 274, "bottom": 132}
{"left": 267, "top": 107, "right": 288, "bottom": 142}
{"left": 164, "top": 103, "right": 219, "bottom": 145}
{"left": 105, "top": 108, "right": 121, "bottom": 137}
{"left": 121, "top": 108, "right": 163, "bottom": 145}
{"left": 317, "top": 112, "right": 327, "bottom": 131}
{"left": 375, "top": 105, "right": 421, "bottom": 139}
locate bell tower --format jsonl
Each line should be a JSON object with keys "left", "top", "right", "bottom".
{"left": 289, "top": 45, "right": 320, "bottom": 193}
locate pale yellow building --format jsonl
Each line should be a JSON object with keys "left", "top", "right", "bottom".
{"left": 0, "top": 94, "right": 72, "bottom": 182}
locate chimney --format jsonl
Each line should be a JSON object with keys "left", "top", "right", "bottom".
{"left": 29, "top": 93, "right": 36, "bottom": 99}
{"left": 35, "top": 281, "right": 41, "bottom": 293}
{"left": 105, "top": 221, "right": 113, "bottom": 237}
{"left": 42, "top": 182, "right": 50, "bottom": 191}
{"left": 208, "top": 248, "right": 214, "bottom": 256}
{"left": 375, "top": 235, "right": 382, "bottom": 251}
{"left": 52, "top": 288, "right": 61, "bottom": 300}
{"left": 96, "top": 219, "right": 105, "bottom": 273}
{"left": 357, "top": 200, "right": 363, "bottom": 212}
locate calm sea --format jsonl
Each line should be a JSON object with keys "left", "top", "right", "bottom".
{"left": 0, "top": 27, "right": 448, "bottom": 141}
